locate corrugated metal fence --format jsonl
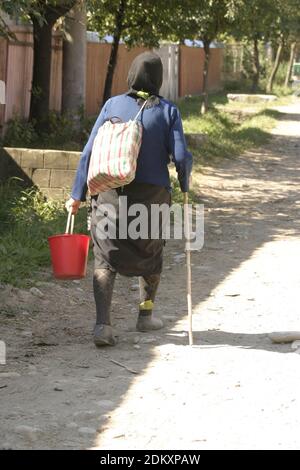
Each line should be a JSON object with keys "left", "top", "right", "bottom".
{"left": 0, "top": 26, "right": 223, "bottom": 127}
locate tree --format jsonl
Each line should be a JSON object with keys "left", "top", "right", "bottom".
{"left": 170, "top": 0, "right": 237, "bottom": 113}
{"left": 266, "top": 0, "right": 300, "bottom": 93}
{"left": 285, "top": 41, "right": 297, "bottom": 88}
{"left": 266, "top": 34, "right": 284, "bottom": 94}
{"left": 87, "top": 0, "right": 176, "bottom": 105}
{"left": 62, "top": 0, "right": 87, "bottom": 116}
{"left": 27, "top": 1, "right": 77, "bottom": 128}
{"left": 282, "top": 3, "right": 300, "bottom": 88}
{"left": 2, "top": 0, "right": 77, "bottom": 126}
{"left": 88, "top": 0, "right": 126, "bottom": 105}
{"left": 230, "top": 0, "right": 275, "bottom": 93}
{"left": 232, "top": 0, "right": 300, "bottom": 94}
{"left": 88, "top": 0, "right": 239, "bottom": 111}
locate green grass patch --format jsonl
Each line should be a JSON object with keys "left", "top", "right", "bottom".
{"left": 0, "top": 179, "right": 88, "bottom": 287}
{"left": 178, "top": 94, "right": 283, "bottom": 169}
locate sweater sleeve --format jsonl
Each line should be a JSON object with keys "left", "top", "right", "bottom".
{"left": 71, "top": 101, "right": 110, "bottom": 201}
{"left": 168, "top": 106, "right": 193, "bottom": 193}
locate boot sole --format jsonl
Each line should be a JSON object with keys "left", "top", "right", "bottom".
{"left": 136, "top": 323, "right": 164, "bottom": 332}
{"left": 94, "top": 337, "right": 116, "bottom": 347}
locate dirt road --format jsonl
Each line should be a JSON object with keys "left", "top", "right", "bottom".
{"left": 1, "top": 99, "right": 300, "bottom": 450}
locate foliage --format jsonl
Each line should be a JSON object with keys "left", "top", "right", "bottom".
{"left": 0, "top": 179, "right": 88, "bottom": 287}
{"left": 169, "top": 0, "right": 239, "bottom": 111}
{"left": 1, "top": 0, "right": 77, "bottom": 25}
{"left": 1, "top": 1, "right": 78, "bottom": 128}
{"left": 41, "top": 110, "right": 95, "bottom": 150}
{"left": 229, "top": 0, "right": 274, "bottom": 43}
{"left": 1, "top": 117, "right": 38, "bottom": 148}
{"left": 240, "top": 40, "right": 268, "bottom": 81}
{"left": 169, "top": 0, "right": 237, "bottom": 44}
{"left": 87, "top": 0, "right": 176, "bottom": 48}
{"left": 267, "top": 0, "right": 300, "bottom": 44}
{"left": 2, "top": 110, "right": 95, "bottom": 150}
{"left": 0, "top": 0, "right": 27, "bottom": 37}
{"left": 228, "top": 0, "right": 300, "bottom": 91}
{"left": 87, "top": 0, "right": 186, "bottom": 103}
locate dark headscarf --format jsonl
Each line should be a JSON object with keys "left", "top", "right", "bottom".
{"left": 127, "top": 51, "right": 163, "bottom": 106}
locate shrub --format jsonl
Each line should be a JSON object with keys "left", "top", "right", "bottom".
{"left": 2, "top": 117, "right": 38, "bottom": 148}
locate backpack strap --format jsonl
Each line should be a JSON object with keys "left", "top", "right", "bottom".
{"left": 133, "top": 99, "right": 148, "bottom": 121}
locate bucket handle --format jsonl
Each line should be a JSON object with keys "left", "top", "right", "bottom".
{"left": 65, "top": 209, "right": 75, "bottom": 235}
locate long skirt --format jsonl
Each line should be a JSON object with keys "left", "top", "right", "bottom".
{"left": 90, "top": 181, "right": 171, "bottom": 277}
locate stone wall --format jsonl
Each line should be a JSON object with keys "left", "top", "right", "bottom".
{"left": 0, "top": 147, "right": 81, "bottom": 199}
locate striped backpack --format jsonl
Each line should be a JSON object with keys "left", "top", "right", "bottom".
{"left": 87, "top": 100, "right": 148, "bottom": 195}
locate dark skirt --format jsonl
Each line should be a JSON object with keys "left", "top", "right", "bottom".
{"left": 90, "top": 181, "right": 171, "bottom": 277}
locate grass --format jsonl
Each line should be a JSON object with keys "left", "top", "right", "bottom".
{"left": 0, "top": 92, "right": 291, "bottom": 287}
{"left": 178, "top": 94, "right": 283, "bottom": 171}
{"left": 0, "top": 178, "right": 88, "bottom": 287}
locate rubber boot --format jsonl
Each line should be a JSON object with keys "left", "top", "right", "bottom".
{"left": 136, "top": 310, "right": 164, "bottom": 332}
{"left": 94, "top": 324, "right": 117, "bottom": 347}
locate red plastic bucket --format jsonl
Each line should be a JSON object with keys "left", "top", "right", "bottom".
{"left": 48, "top": 234, "right": 90, "bottom": 280}
{"left": 48, "top": 211, "right": 90, "bottom": 280}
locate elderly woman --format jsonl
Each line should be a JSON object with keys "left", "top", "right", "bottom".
{"left": 66, "top": 51, "right": 192, "bottom": 346}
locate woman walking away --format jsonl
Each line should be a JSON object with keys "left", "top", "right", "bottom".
{"left": 66, "top": 51, "right": 192, "bottom": 347}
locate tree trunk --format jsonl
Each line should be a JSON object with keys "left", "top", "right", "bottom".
{"left": 30, "top": 17, "right": 55, "bottom": 128}
{"left": 266, "top": 37, "right": 284, "bottom": 93}
{"left": 102, "top": 0, "right": 126, "bottom": 105}
{"left": 29, "top": 1, "right": 77, "bottom": 129}
{"left": 201, "top": 39, "right": 211, "bottom": 114}
{"left": 62, "top": 0, "right": 87, "bottom": 117}
{"left": 284, "top": 41, "right": 297, "bottom": 88}
{"left": 102, "top": 38, "right": 121, "bottom": 105}
{"left": 251, "top": 37, "right": 260, "bottom": 93}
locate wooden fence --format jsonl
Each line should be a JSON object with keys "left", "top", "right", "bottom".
{"left": 86, "top": 42, "right": 149, "bottom": 116}
{"left": 0, "top": 26, "right": 223, "bottom": 128}
{"left": 0, "top": 26, "right": 62, "bottom": 126}
{"left": 179, "top": 46, "right": 223, "bottom": 97}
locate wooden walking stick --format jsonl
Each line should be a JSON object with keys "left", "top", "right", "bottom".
{"left": 184, "top": 192, "right": 193, "bottom": 346}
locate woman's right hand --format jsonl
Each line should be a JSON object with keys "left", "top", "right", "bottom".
{"left": 65, "top": 198, "right": 81, "bottom": 215}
